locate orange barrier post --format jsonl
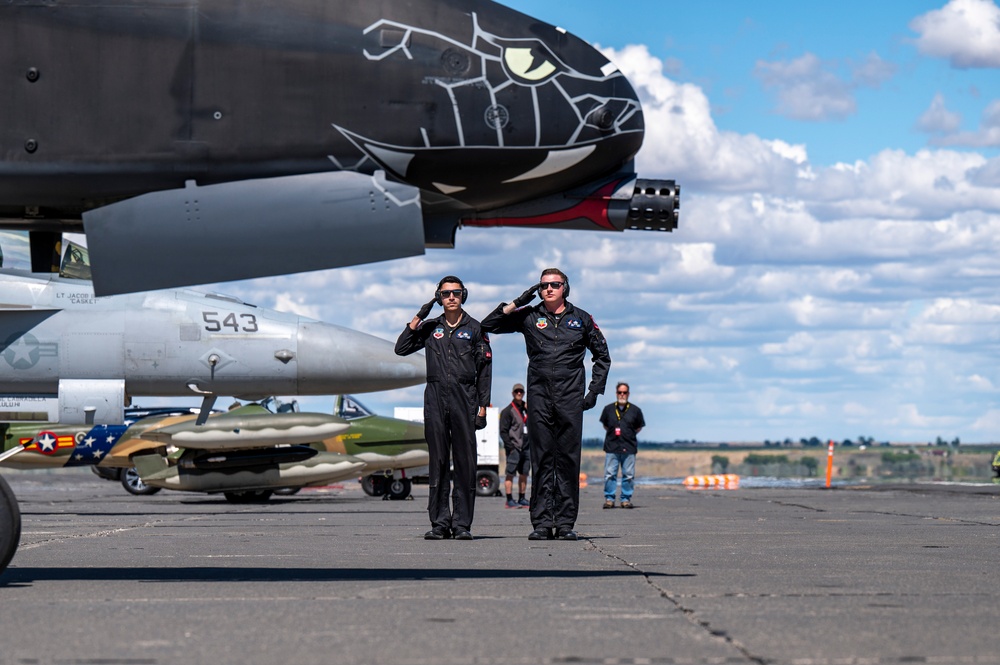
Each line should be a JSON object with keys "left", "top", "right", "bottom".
{"left": 825, "top": 439, "right": 835, "bottom": 488}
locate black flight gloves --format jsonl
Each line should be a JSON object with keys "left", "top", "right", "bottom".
{"left": 512, "top": 284, "right": 538, "bottom": 308}
{"left": 583, "top": 391, "right": 598, "bottom": 411}
{"left": 475, "top": 412, "right": 487, "bottom": 430}
{"left": 416, "top": 298, "right": 437, "bottom": 320}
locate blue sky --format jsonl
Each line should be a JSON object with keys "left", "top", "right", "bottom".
{"left": 506, "top": 0, "right": 1000, "bottom": 167}
{"left": 6, "top": 0, "right": 1000, "bottom": 445}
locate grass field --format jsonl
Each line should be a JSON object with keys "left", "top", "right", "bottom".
{"left": 575, "top": 446, "right": 999, "bottom": 482}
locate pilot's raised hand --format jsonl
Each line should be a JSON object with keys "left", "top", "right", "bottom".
{"left": 501, "top": 284, "right": 539, "bottom": 315}
{"left": 408, "top": 298, "right": 438, "bottom": 330}
{"left": 416, "top": 298, "right": 437, "bottom": 321}
{"left": 513, "top": 284, "right": 538, "bottom": 307}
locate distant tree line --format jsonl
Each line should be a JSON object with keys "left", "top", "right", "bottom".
{"left": 582, "top": 435, "right": 965, "bottom": 449}
{"left": 711, "top": 453, "right": 820, "bottom": 477}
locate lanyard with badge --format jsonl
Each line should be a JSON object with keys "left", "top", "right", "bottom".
{"left": 512, "top": 401, "right": 528, "bottom": 435}
{"left": 614, "top": 404, "right": 629, "bottom": 437}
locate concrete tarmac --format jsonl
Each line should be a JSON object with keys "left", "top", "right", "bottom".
{"left": 0, "top": 470, "right": 997, "bottom": 665}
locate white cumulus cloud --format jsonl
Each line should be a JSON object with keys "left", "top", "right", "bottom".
{"left": 910, "top": 0, "right": 1000, "bottom": 68}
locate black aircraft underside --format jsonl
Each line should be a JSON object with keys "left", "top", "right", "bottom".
{"left": 0, "top": 0, "right": 678, "bottom": 295}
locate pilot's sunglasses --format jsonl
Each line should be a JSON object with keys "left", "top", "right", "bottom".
{"left": 539, "top": 281, "right": 564, "bottom": 290}
{"left": 439, "top": 289, "right": 463, "bottom": 298}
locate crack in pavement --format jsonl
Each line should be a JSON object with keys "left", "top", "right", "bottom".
{"left": 582, "top": 537, "right": 769, "bottom": 665}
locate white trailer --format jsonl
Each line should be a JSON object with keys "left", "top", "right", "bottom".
{"left": 393, "top": 406, "right": 501, "bottom": 497}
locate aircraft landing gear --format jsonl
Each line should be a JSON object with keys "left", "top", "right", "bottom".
{"left": 120, "top": 467, "right": 161, "bottom": 496}
{"left": 383, "top": 477, "right": 411, "bottom": 501}
{"left": 360, "top": 474, "right": 381, "bottom": 496}
{"left": 0, "top": 475, "right": 21, "bottom": 574}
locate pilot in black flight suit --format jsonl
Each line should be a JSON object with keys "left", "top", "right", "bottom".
{"left": 395, "top": 276, "right": 492, "bottom": 541}
{"left": 482, "top": 268, "right": 610, "bottom": 541}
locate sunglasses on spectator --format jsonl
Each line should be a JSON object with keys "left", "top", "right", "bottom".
{"left": 438, "top": 289, "right": 463, "bottom": 298}
{"left": 539, "top": 281, "right": 564, "bottom": 290}
{"left": 513, "top": 390, "right": 524, "bottom": 394}
{"left": 617, "top": 390, "right": 629, "bottom": 394}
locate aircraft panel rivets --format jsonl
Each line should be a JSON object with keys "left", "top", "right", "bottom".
{"left": 26, "top": 67, "right": 40, "bottom": 82}
{"left": 24, "top": 139, "right": 38, "bottom": 153}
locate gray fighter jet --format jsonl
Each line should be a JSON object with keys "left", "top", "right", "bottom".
{"left": 0, "top": 0, "right": 679, "bottom": 295}
{"left": 0, "top": 267, "right": 425, "bottom": 426}
{"left": 0, "top": 261, "right": 425, "bottom": 574}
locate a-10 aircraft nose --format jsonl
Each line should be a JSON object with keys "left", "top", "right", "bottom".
{"left": 341, "top": 2, "right": 645, "bottom": 211}
{"left": 295, "top": 321, "right": 425, "bottom": 394}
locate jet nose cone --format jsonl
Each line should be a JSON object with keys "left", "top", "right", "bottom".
{"left": 296, "top": 321, "right": 425, "bottom": 394}
{"left": 347, "top": 5, "right": 644, "bottom": 210}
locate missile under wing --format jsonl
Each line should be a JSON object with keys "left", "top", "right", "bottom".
{"left": 0, "top": 270, "right": 425, "bottom": 425}
{"left": 127, "top": 398, "right": 428, "bottom": 499}
{"left": 0, "top": 0, "right": 679, "bottom": 295}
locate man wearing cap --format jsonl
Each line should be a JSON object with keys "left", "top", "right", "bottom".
{"left": 599, "top": 382, "right": 645, "bottom": 509}
{"left": 482, "top": 268, "right": 611, "bottom": 541}
{"left": 499, "top": 383, "right": 530, "bottom": 508}
{"left": 395, "top": 276, "right": 492, "bottom": 541}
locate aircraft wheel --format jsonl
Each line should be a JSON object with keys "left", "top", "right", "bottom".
{"left": 0, "top": 475, "right": 21, "bottom": 574}
{"left": 386, "top": 478, "right": 411, "bottom": 501}
{"left": 476, "top": 470, "right": 500, "bottom": 497}
{"left": 273, "top": 487, "right": 300, "bottom": 496}
{"left": 361, "top": 475, "right": 387, "bottom": 497}
{"left": 224, "top": 490, "right": 273, "bottom": 503}
{"left": 121, "top": 467, "right": 161, "bottom": 496}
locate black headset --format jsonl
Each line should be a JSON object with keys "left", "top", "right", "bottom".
{"left": 539, "top": 272, "right": 570, "bottom": 299}
{"left": 435, "top": 275, "right": 468, "bottom": 304}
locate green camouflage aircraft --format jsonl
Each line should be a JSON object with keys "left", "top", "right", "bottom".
{"left": 1, "top": 395, "right": 427, "bottom": 502}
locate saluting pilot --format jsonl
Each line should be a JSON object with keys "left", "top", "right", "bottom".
{"left": 395, "top": 276, "right": 492, "bottom": 541}
{"left": 482, "top": 268, "right": 610, "bottom": 541}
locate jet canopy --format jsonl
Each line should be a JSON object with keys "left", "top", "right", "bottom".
{"left": 336, "top": 395, "right": 374, "bottom": 420}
